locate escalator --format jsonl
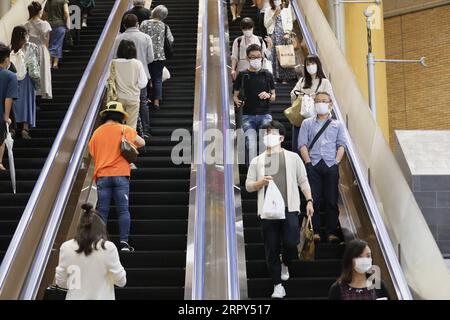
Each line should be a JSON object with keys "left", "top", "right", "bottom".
{"left": 227, "top": 0, "right": 344, "bottom": 299}
{"left": 112, "top": 0, "right": 196, "bottom": 300}
{"left": 0, "top": 0, "right": 115, "bottom": 266}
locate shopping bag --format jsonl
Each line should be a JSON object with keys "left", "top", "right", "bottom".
{"left": 276, "top": 44, "right": 296, "bottom": 68}
{"left": 261, "top": 181, "right": 286, "bottom": 220}
{"left": 298, "top": 216, "right": 315, "bottom": 261}
{"left": 284, "top": 90, "right": 303, "bottom": 127}
{"left": 162, "top": 66, "right": 171, "bottom": 82}
{"left": 300, "top": 94, "right": 316, "bottom": 119}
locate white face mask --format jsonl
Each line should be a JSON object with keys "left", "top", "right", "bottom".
{"left": 243, "top": 29, "right": 253, "bottom": 37}
{"left": 249, "top": 58, "right": 262, "bottom": 70}
{"left": 274, "top": 0, "right": 282, "bottom": 7}
{"left": 263, "top": 134, "right": 282, "bottom": 148}
{"left": 354, "top": 257, "right": 372, "bottom": 274}
{"left": 315, "top": 103, "right": 330, "bottom": 115}
{"left": 306, "top": 64, "right": 317, "bottom": 75}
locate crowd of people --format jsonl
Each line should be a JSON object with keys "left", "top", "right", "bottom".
{"left": 0, "top": 0, "right": 73, "bottom": 171}
{"left": 1, "top": 0, "right": 389, "bottom": 300}
{"left": 233, "top": 0, "right": 387, "bottom": 300}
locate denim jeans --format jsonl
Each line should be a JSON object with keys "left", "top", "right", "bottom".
{"left": 242, "top": 114, "right": 272, "bottom": 164}
{"left": 261, "top": 210, "right": 300, "bottom": 285}
{"left": 140, "top": 87, "right": 150, "bottom": 135}
{"left": 149, "top": 60, "right": 165, "bottom": 101}
{"left": 96, "top": 176, "right": 131, "bottom": 242}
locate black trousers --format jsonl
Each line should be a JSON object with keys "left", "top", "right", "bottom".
{"left": 261, "top": 210, "right": 300, "bottom": 285}
{"left": 307, "top": 160, "right": 340, "bottom": 236}
{"left": 257, "top": 11, "right": 268, "bottom": 38}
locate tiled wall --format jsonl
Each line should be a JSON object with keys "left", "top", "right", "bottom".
{"left": 384, "top": 5, "right": 450, "bottom": 148}
{"left": 412, "top": 175, "right": 450, "bottom": 257}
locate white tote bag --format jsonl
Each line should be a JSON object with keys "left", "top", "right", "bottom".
{"left": 300, "top": 94, "right": 316, "bottom": 119}
{"left": 162, "top": 66, "right": 171, "bottom": 82}
{"left": 261, "top": 181, "right": 286, "bottom": 220}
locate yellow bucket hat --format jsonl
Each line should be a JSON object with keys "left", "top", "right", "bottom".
{"left": 100, "top": 101, "right": 129, "bottom": 120}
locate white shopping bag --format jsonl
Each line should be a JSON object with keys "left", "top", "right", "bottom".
{"left": 162, "top": 67, "right": 171, "bottom": 82}
{"left": 300, "top": 94, "right": 316, "bottom": 119}
{"left": 261, "top": 181, "right": 286, "bottom": 220}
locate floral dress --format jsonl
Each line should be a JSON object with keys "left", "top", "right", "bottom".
{"left": 271, "top": 15, "right": 296, "bottom": 82}
{"left": 139, "top": 19, "right": 174, "bottom": 61}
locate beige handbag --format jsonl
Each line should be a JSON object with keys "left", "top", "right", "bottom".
{"left": 283, "top": 90, "right": 304, "bottom": 127}
{"left": 276, "top": 44, "right": 296, "bottom": 68}
{"left": 107, "top": 61, "right": 118, "bottom": 102}
{"left": 298, "top": 216, "right": 315, "bottom": 261}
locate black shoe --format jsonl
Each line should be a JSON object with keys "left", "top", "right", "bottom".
{"left": 120, "top": 241, "right": 135, "bottom": 252}
{"left": 143, "top": 133, "right": 152, "bottom": 143}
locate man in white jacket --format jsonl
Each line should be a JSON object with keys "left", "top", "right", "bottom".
{"left": 246, "top": 120, "right": 314, "bottom": 299}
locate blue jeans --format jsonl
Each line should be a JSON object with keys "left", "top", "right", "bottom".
{"left": 49, "top": 26, "right": 66, "bottom": 59}
{"left": 149, "top": 60, "right": 165, "bottom": 101}
{"left": 96, "top": 176, "right": 131, "bottom": 242}
{"left": 242, "top": 114, "right": 272, "bottom": 164}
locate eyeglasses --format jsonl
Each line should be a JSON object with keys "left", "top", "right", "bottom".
{"left": 248, "top": 56, "right": 262, "bottom": 60}
{"left": 315, "top": 100, "right": 331, "bottom": 103}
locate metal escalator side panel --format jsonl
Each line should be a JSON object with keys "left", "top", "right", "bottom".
{"left": 184, "top": 0, "right": 208, "bottom": 300}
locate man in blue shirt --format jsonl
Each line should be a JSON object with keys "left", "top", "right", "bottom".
{"left": 0, "top": 43, "right": 18, "bottom": 171}
{"left": 298, "top": 92, "right": 346, "bottom": 242}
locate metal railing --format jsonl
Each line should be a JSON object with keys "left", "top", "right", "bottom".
{"left": 184, "top": 0, "right": 208, "bottom": 300}
{"left": 292, "top": 0, "right": 412, "bottom": 299}
{"left": 0, "top": 0, "right": 130, "bottom": 299}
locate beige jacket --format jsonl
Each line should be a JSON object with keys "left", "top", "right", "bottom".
{"left": 264, "top": 7, "right": 293, "bottom": 35}
{"left": 246, "top": 149, "right": 311, "bottom": 216}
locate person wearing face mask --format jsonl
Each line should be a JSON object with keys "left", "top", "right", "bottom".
{"left": 231, "top": 17, "right": 273, "bottom": 81}
{"left": 234, "top": 44, "right": 276, "bottom": 165}
{"left": 0, "top": 44, "right": 19, "bottom": 171}
{"left": 328, "top": 239, "right": 390, "bottom": 300}
{"left": 290, "top": 55, "right": 334, "bottom": 153}
{"left": 264, "top": 0, "right": 296, "bottom": 84}
{"left": 298, "top": 92, "right": 346, "bottom": 243}
{"left": 246, "top": 120, "right": 314, "bottom": 299}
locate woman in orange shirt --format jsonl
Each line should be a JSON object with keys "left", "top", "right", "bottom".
{"left": 88, "top": 101, "right": 145, "bottom": 252}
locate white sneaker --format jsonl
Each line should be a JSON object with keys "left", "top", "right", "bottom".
{"left": 82, "top": 21, "right": 87, "bottom": 28}
{"left": 271, "top": 284, "right": 286, "bottom": 299}
{"left": 281, "top": 263, "right": 290, "bottom": 281}
{"left": 130, "top": 163, "right": 137, "bottom": 170}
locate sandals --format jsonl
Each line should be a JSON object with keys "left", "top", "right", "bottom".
{"left": 313, "top": 234, "right": 321, "bottom": 242}
{"left": 21, "top": 129, "right": 31, "bottom": 140}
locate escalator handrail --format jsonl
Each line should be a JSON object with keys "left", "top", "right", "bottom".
{"left": 291, "top": 1, "right": 412, "bottom": 299}
{"left": 217, "top": 0, "right": 239, "bottom": 300}
{"left": 193, "top": 0, "right": 208, "bottom": 300}
{"left": 184, "top": 0, "right": 208, "bottom": 300}
{"left": 0, "top": 0, "right": 128, "bottom": 297}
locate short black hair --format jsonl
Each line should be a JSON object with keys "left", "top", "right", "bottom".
{"left": 246, "top": 44, "right": 262, "bottom": 57}
{"left": 116, "top": 39, "right": 137, "bottom": 59}
{"left": 28, "top": 1, "right": 42, "bottom": 19}
{"left": 261, "top": 120, "right": 286, "bottom": 137}
{"left": 123, "top": 13, "right": 138, "bottom": 29}
{"left": 241, "top": 17, "right": 254, "bottom": 30}
{"left": 101, "top": 111, "right": 125, "bottom": 124}
{"left": 0, "top": 43, "right": 11, "bottom": 64}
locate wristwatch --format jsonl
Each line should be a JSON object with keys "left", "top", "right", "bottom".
{"left": 306, "top": 199, "right": 313, "bottom": 204}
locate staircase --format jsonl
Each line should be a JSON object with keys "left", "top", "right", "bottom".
{"left": 0, "top": 0, "right": 116, "bottom": 266}
{"left": 113, "top": 0, "right": 197, "bottom": 299}
{"left": 227, "top": 0, "right": 344, "bottom": 299}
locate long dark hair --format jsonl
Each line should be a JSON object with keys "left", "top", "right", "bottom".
{"left": 303, "top": 55, "right": 326, "bottom": 89}
{"left": 28, "top": 1, "right": 42, "bottom": 20}
{"left": 338, "top": 239, "right": 369, "bottom": 285}
{"left": 10, "top": 26, "right": 27, "bottom": 53}
{"left": 74, "top": 203, "right": 108, "bottom": 256}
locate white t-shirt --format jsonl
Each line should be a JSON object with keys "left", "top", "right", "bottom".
{"left": 109, "top": 58, "right": 148, "bottom": 103}
{"left": 231, "top": 35, "right": 271, "bottom": 73}
{"left": 55, "top": 239, "right": 126, "bottom": 300}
